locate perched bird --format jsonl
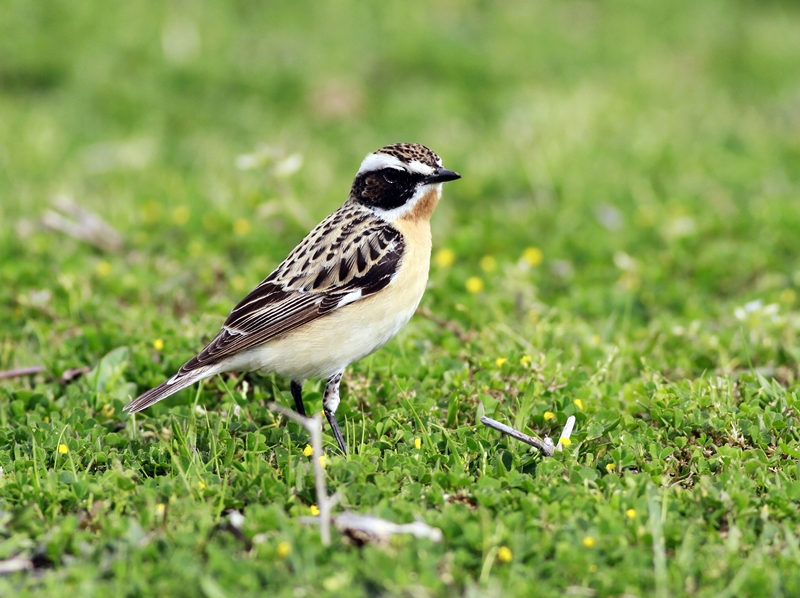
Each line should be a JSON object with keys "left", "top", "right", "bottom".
{"left": 125, "top": 143, "right": 460, "bottom": 453}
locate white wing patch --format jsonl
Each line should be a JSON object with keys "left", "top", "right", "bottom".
{"left": 336, "top": 290, "right": 363, "bottom": 308}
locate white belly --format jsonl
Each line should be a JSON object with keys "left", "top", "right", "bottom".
{"left": 233, "top": 292, "right": 421, "bottom": 380}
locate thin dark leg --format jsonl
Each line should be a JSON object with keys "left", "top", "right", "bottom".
{"left": 323, "top": 371, "right": 346, "bottom": 454}
{"left": 290, "top": 380, "right": 306, "bottom": 416}
{"left": 324, "top": 409, "right": 346, "bottom": 455}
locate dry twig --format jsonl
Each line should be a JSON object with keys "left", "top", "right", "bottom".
{"left": 334, "top": 512, "right": 442, "bottom": 542}
{"left": 480, "top": 415, "right": 576, "bottom": 457}
{"left": 41, "top": 195, "right": 123, "bottom": 253}
{"left": 298, "top": 512, "right": 442, "bottom": 544}
{"left": 269, "top": 403, "right": 443, "bottom": 546}
{"left": 0, "top": 366, "right": 46, "bottom": 380}
{"left": 267, "top": 402, "right": 339, "bottom": 546}
{"left": 0, "top": 556, "right": 33, "bottom": 575}
{"left": 60, "top": 366, "right": 91, "bottom": 383}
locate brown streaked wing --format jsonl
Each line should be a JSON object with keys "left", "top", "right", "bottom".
{"left": 175, "top": 214, "right": 404, "bottom": 374}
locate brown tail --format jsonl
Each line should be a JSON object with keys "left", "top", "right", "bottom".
{"left": 124, "top": 367, "right": 212, "bottom": 413}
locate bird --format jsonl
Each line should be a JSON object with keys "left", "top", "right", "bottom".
{"left": 124, "top": 142, "right": 461, "bottom": 454}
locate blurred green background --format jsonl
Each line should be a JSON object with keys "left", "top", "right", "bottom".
{"left": 3, "top": 0, "right": 799, "bottom": 331}
{"left": 3, "top": 1, "right": 800, "bottom": 596}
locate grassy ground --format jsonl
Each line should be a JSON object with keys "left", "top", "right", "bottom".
{"left": 2, "top": 0, "right": 800, "bottom": 595}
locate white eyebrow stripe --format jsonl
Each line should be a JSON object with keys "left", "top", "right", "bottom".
{"left": 356, "top": 153, "right": 437, "bottom": 177}
{"left": 357, "top": 153, "right": 405, "bottom": 175}
{"left": 407, "top": 160, "right": 435, "bottom": 176}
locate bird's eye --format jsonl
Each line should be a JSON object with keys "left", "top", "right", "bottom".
{"left": 383, "top": 170, "right": 399, "bottom": 184}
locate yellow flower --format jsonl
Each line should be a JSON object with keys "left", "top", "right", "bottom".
{"left": 479, "top": 255, "right": 497, "bottom": 273}
{"left": 303, "top": 444, "right": 314, "bottom": 457}
{"left": 519, "top": 355, "right": 532, "bottom": 366}
{"left": 57, "top": 444, "right": 69, "bottom": 454}
{"left": 155, "top": 503, "right": 166, "bottom": 517}
{"left": 172, "top": 206, "right": 190, "bottom": 225}
{"left": 780, "top": 289, "right": 796, "bottom": 305}
{"left": 497, "top": 546, "right": 513, "bottom": 563}
{"left": 495, "top": 357, "right": 507, "bottom": 368}
{"left": 466, "top": 276, "right": 484, "bottom": 293}
{"left": 573, "top": 399, "right": 584, "bottom": 411}
{"left": 589, "top": 564, "right": 598, "bottom": 573}
{"left": 414, "top": 437, "right": 421, "bottom": 450}
{"left": 233, "top": 218, "right": 251, "bottom": 236}
{"left": 310, "top": 505, "right": 320, "bottom": 516}
{"left": 95, "top": 260, "right": 112, "bottom": 277}
{"left": 276, "top": 541, "right": 292, "bottom": 558}
{"left": 626, "top": 509, "right": 637, "bottom": 519}
{"left": 582, "top": 536, "right": 596, "bottom": 548}
{"left": 152, "top": 338, "right": 164, "bottom": 351}
{"left": 101, "top": 404, "right": 115, "bottom": 417}
{"left": 559, "top": 437, "right": 572, "bottom": 447}
{"left": 318, "top": 455, "right": 328, "bottom": 469}
{"left": 543, "top": 411, "right": 556, "bottom": 421}
{"left": 605, "top": 463, "right": 616, "bottom": 472}
{"left": 198, "top": 480, "right": 206, "bottom": 489}
{"left": 434, "top": 248, "right": 455, "bottom": 267}
{"left": 522, "top": 247, "right": 543, "bottom": 266}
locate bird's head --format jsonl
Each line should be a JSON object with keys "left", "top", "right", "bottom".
{"left": 351, "top": 143, "right": 460, "bottom": 221}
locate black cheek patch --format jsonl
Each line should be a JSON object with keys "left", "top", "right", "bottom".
{"left": 351, "top": 170, "right": 422, "bottom": 211}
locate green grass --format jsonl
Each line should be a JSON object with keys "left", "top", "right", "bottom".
{"left": 3, "top": 0, "right": 800, "bottom": 595}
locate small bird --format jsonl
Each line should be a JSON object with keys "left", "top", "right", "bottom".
{"left": 125, "top": 143, "right": 460, "bottom": 453}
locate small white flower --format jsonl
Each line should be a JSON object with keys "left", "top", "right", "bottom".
{"left": 273, "top": 153, "right": 303, "bottom": 178}
{"left": 745, "top": 299, "right": 763, "bottom": 313}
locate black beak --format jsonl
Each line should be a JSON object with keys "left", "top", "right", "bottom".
{"left": 424, "top": 168, "right": 461, "bottom": 184}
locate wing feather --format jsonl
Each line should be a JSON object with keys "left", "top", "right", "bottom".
{"left": 175, "top": 204, "right": 404, "bottom": 375}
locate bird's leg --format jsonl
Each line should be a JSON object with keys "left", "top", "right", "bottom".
{"left": 290, "top": 380, "right": 306, "bottom": 416}
{"left": 323, "top": 371, "right": 346, "bottom": 454}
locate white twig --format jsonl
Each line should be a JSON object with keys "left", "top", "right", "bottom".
{"left": 480, "top": 415, "right": 576, "bottom": 457}
{"left": 480, "top": 416, "right": 554, "bottom": 455}
{"left": 41, "top": 195, "right": 122, "bottom": 253}
{"left": 268, "top": 402, "right": 335, "bottom": 546}
{"left": 648, "top": 490, "right": 668, "bottom": 598}
{"left": 310, "top": 512, "right": 442, "bottom": 543}
{"left": 0, "top": 556, "right": 33, "bottom": 575}
{"left": 556, "top": 415, "right": 576, "bottom": 452}
{"left": 0, "top": 366, "right": 45, "bottom": 380}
